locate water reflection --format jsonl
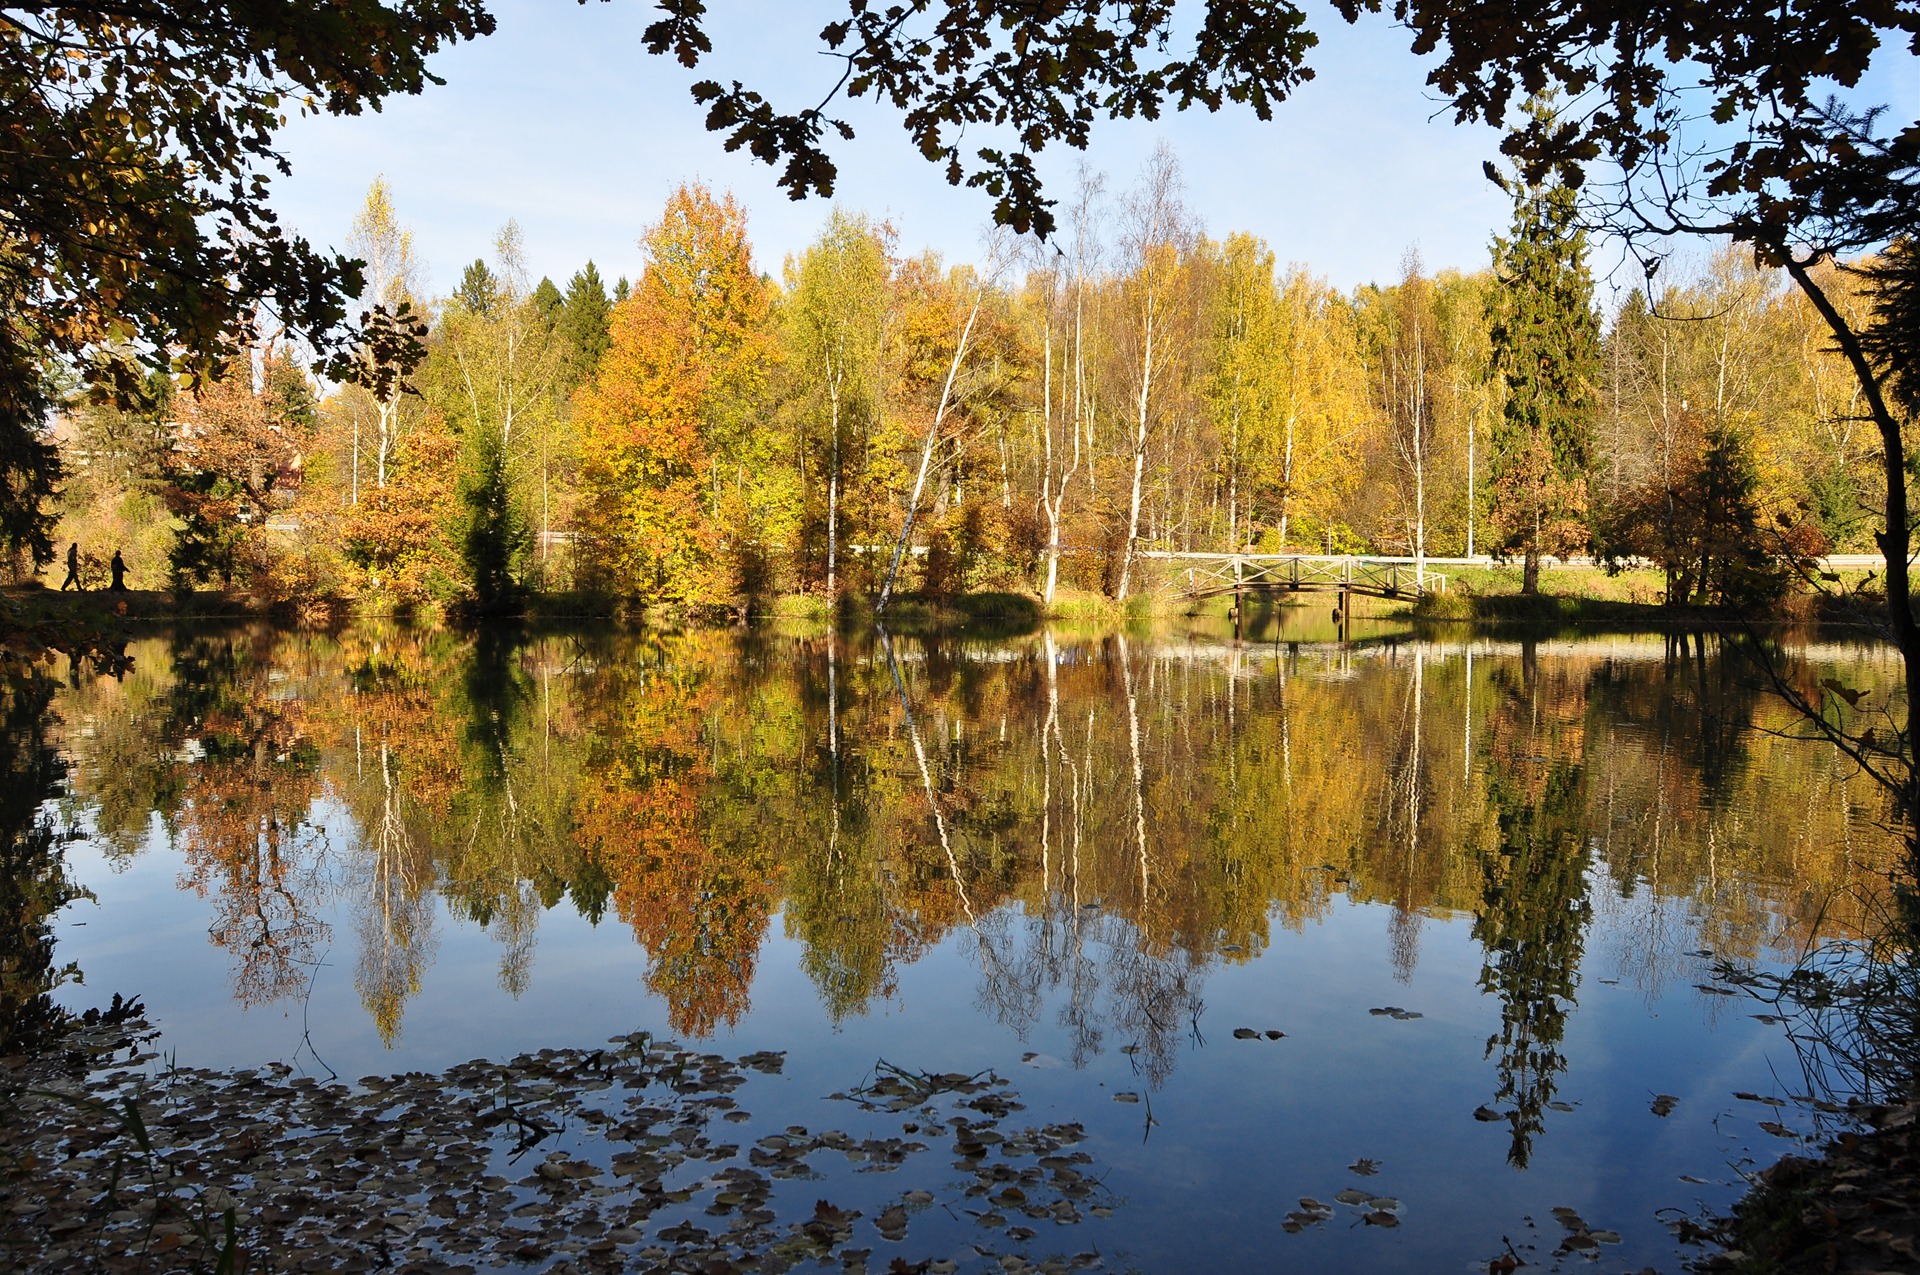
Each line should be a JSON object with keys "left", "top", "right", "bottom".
{"left": 45, "top": 625, "right": 1903, "bottom": 1096}
{"left": 1, "top": 660, "right": 82, "bottom": 1055}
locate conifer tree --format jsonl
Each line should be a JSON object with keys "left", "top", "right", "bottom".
{"left": 458, "top": 421, "right": 527, "bottom": 613}
{"left": 1488, "top": 118, "right": 1601, "bottom": 595}
{"left": 560, "top": 263, "right": 615, "bottom": 387}
{"left": 455, "top": 260, "right": 501, "bottom": 317}
{"left": 531, "top": 278, "right": 564, "bottom": 323}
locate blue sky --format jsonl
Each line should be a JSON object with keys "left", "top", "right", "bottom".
{"left": 269, "top": 1, "right": 1919, "bottom": 302}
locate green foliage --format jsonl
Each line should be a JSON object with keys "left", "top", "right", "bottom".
{"left": 1599, "top": 424, "right": 1794, "bottom": 609}
{"left": 454, "top": 259, "right": 502, "bottom": 317}
{"left": 457, "top": 417, "right": 528, "bottom": 613}
{"left": 531, "top": 276, "right": 564, "bottom": 321}
{"left": 1474, "top": 696, "right": 1591, "bottom": 1169}
{"left": 560, "top": 262, "right": 615, "bottom": 386}
{"left": 1488, "top": 125, "right": 1601, "bottom": 591}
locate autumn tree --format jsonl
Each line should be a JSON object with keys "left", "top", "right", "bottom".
{"left": 1198, "top": 233, "right": 1280, "bottom": 552}
{"left": 875, "top": 236, "right": 1013, "bottom": 612}
{"left": 576, "top": 184, "right": 773, "bottom": 606}
{"left": 786, "top": 211, "right": 891, "bottom": 599}
{"left": 1029, "top": 168, "right": 1106, "bottom": 601}
{"left": 1114, "top": 145, "right": 1193, "bottom": 600}
{"left": 1264, "top": 268, "right": 1371, "bottom": 552}
{"left": 164, "top": 347, "right": 315, "bottom": 592}
{"left": 0, "top": 2, "right": 492, "bottom": 569}
{"left": 340, "top": 179, "right": 427, "bottom": 500}
{"left": 430, "top": 222, "right": 564, "bottom": 603}
{"left": 1487, "top": 144, "right": 1601, "bottom": 594}
{"left": 1359, "top": 251, "right": 1441, "bottom": 569}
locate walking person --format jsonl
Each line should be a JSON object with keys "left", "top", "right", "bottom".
{"left": 108, "top": 549, "right": 128, "bottom": 592}
{"left": 60, "top": 541, "right": 79, "bottom": 590}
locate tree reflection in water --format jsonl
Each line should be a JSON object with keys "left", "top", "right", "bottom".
{"left": 41, "top": 625, "right": 1904, "bottom": 1130}
{"left": 0, "top": 657, "right": 86, "bottom": 1055}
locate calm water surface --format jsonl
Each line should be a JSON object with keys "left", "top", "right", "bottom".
{"left": 24, "top": 618, "right": 1908, "bottom": 1272}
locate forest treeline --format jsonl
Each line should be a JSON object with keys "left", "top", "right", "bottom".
{"left": 44, "top": 627, "right": 1899, "bottom": 1157}
{"left": 50, "top": 152, "right": 1876, "bottom": 614}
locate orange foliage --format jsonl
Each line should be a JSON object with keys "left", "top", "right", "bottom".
{"left": 576, "top": 185, "right": 772, "bottom": 605}
{"left": 334, "top": 413, "right": 461, "bottom": 602}
{"left": 174, "top": 696, "right": 328, "bottom": 1008}
{"left": 574, "top": 647, "right": 777, "bottom": 1036}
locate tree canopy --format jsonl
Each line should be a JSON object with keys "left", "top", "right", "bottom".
{"left": 0, "top": 0, "right": 493, "bottom": 562}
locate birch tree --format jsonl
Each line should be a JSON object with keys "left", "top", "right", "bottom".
{"left": 875, "top": 229, "right": 1012, "bottom": 613}
{"left": 787, "top": 211, "right": 890, "bottom": 600}
{"left": 1114, "top": 144, "right": 1191, "bottom": 601}
{"left": 344, "top": 178, "right": 423, "bottom": 497}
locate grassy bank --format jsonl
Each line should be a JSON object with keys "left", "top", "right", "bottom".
{"left": 5, "top": 567, "right": 1880, "bottom": 638}
{"left": 1407, "top": 563, "right": 1845, "bottom": 630}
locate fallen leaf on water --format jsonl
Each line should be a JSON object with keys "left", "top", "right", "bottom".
{"left": 1335, "top": 1188, "right": 1371, "bottom": 1206}
{"left": 1347, "top": 1158, "right": 1380, "bottom": 1176}
{"left": 1757, "top": 1121, "right": 1794, "bottom": 1138}
{"left": 1232, "top": 1028, "right": 1259, "bottom": 1040}
{"left": 1473, "top": 1106, "right": 1503, "bottom": 1122}
{"left": 1363, "top": 1211, "right": 1399, "bottom": 1227}
{"left": 1112, "top": 1093, "right": 1140, "bottom": 1104}
{"left": 1264, "top": 1030, "right": 1286, "bottom": 1040}
{"left": 1650, "top": 1095, "right": 1678, "bottom": 1117}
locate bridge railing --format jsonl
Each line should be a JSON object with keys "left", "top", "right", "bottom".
{"left": 1139, "top": 552, "right": 1448, "bottom": 599}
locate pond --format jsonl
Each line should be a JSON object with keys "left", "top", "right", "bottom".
{"left": 10, "top": 617, "right": 1907, "bottom": 1272}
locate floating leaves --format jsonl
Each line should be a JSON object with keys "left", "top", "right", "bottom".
{"left": 1368, "top": 1007, "right": 1424, "bottom": 1020}
{"left": 1283, "top": 1178, "right": 1404, "bottom": 1233}
{"left": 3, "top": 1022, "right": 1119, "bottom": 1274}
{"left": 1549, "top": 1205, "right": 1622, "bottom": 1255}
{"left": 1231, "top": 1027, "right": 1286, "bottom": 1040}
{"left": 1650, "top": 1094, "right": 1679, "bottom": 1118}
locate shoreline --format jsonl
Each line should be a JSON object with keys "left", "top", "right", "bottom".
{"left": 0, "top": 582, "right": 1889, "bottom": 639}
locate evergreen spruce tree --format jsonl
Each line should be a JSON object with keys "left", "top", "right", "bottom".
{"left": 559, "top": 262, "right": 614, "bottom": 387}
{"left": 1488, "top": 108, "right": 1602, "bottom": 595}
{"left": 458, "top": 422, "right": 527, "bottom": 613}
{"left": 454, "top": 259, "right": 501, "bottom": 317}
{"left": 530, "top": 276, "right": 564, "bottom": 323}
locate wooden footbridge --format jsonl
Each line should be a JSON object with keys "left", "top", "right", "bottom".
{"left": 1141, "top": 552, "right": 1449, "bottom": 604}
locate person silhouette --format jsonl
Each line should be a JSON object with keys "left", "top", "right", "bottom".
{"left": 108, "top": 549, "right": 128, "bottom": 592}
{"left": 60, "top": 541, "right": 79, "bottom": 590}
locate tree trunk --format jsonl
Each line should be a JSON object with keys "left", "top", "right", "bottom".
{"left": 877, "top": 282, "right": 987, "bottom": 613}
{"left": 826, "top": 381, "right": 841, "bottom": 601}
